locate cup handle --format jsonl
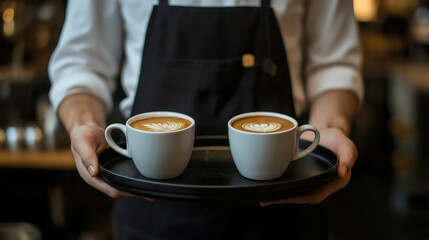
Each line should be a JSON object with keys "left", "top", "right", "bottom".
{"left": 105, "top": 123, "right": 131, "bottom": 158}
{"left": 292, "top": 124, "right": 320, "bottom": 161}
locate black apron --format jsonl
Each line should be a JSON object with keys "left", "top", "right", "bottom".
{"left": 115, "top": 0, "right": 326, "bottom": 239}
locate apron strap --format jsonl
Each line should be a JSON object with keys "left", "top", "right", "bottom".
{"left": 159, "top": 0, "right": 271, "bottom": 8}
{"left": 261, "top": 0, "right": 271, "bottom": 8}
{"left": 159, "top": 0, "right": 168, "bottom": 7}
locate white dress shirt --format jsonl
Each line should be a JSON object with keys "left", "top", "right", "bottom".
{"left": 49, "top": 0, "right": 363, "bottom": 118}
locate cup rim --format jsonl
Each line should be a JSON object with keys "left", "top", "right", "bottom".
{"left": 228, "top": 111, "right": 297, "bottom": 135}
{"left": 126, "top": 111, "right": 195, "bottom": 134}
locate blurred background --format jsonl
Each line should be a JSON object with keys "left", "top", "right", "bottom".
{"left": 0, "top": 0, "right": 429, "bottom": 239}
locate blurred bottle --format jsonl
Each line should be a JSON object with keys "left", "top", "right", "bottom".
{"left": 409, "top": 1, "right": 429, "bottom": 62}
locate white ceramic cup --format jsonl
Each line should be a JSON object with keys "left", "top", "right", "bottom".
{"left": 228, "top": 112, "right": 320, "bottom": 180}
{"left": 105, "top": 112, "right": 195, "bottom": 179}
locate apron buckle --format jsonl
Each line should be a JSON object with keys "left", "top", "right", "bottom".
{"left": 242, "top": 54, "right": 277, "bottom": 77}
{"left": 242, "top": 53, "right": 255, "bottom": 68}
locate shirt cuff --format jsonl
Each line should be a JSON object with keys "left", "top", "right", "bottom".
{"left": 49, "top": 71, "right": 113, "bottom": 113}
{"left": 306, "top": 67, "right": 364, "bottom": 106}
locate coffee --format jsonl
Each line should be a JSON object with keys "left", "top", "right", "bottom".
{"left": 232, "top": 115, "right": 294, "bottom": 133}
{"left": 229, "top": 112, "right": 319, "bottom": 180}
{"left": 106, "top": 112, "right": 195, "bottom": 179}
{"left": 131, "top": 117, "right": 192, "bottom": 132}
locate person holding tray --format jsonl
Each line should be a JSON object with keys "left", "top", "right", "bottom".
{"left": 49, "top": 0, "right": 363, "bottom": 239}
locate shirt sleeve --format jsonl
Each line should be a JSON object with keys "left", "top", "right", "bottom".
{"left": 304, "top": 0, "right": 364, "bottom": 104}
{"left": 48, "top": 0, "right": 123, "bottom": 113}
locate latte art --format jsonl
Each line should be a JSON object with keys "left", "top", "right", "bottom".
{"left": 142, "top": 122, "right": 186, "bottom": 132}
{"left": 241, "top": 122, "right": 282, "bottom": 133}
{"left": 131, "top": 117, "right": 192, "bottom": 132}
{"left": 232, "top": 115, "right": 295, "bottom": 133}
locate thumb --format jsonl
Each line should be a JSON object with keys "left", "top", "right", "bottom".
{"left": 72, "top": 140, "right": 100, "bottom": 177}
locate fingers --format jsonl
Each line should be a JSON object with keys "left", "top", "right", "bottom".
{"left": 335, "top": 137, "right": 357, "bottom": 179}
{"left": 72, "top": 148, "right": 134, "bottom": 198}
{"left": 72, "top": 143, "right": 155, "bottom": 201}
{"left": 72, "top": 140, "right": 99, "bottom": 177}
{"left": 259, "top": 128, "right": 357, "bottom": 206}
{"left": 70, "top": 126, "right": 107, "bottom": 177}
{"left": 316, "top": 128, "right": 358, "bottom": 179}
{"left": 300, "top": 130, "right": 316, "bottom": 142}
{"left": 260, "top": 170, "right": 352, "bottom": 206}
{"left": 68, "top": 125, "right": 154, "bottom": 201}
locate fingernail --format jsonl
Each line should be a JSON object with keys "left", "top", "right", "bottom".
{"left": 260, "top": 202, "right": 270, "bottom": 207}
{"left": 88, "top": 165, "right": 95, "bottom": 176}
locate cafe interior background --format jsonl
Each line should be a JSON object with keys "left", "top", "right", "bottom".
{"left": 1, "top": 0, "right": 429, "bottom": 239}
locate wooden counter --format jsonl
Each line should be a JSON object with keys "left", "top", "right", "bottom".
{"left": 0, "top": 148, "right": 75, "bottom": 170}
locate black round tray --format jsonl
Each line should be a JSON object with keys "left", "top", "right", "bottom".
{"left": 98, "top": 136, "right": 338, "bottom": 202}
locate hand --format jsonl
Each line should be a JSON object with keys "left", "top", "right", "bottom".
{"left": 260, "top": 127, "right": 357, "bottom": 206}
{"left": 58, "top": 94, "right": 153, "bottom": 200}
{"left": 69, "top": 124, "right": 135, "bottom": 199}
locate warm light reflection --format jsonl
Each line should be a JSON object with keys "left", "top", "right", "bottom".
{"left": 2, "top": 8, "right": 14, "bottom": 22}
{"left": 2, "top": 8, "right": 15, "bottom": 37}
{"left": 354, "top": 0, "right": 378, "bottom": 22}
{"left": 0, "top": 129, "right": 5, "bottom": 143}
{"left": 37, "top": 27, "right": 50, "bottom": 49}
{"left": 3, "top": 21, "right": 15, "bottom": 37}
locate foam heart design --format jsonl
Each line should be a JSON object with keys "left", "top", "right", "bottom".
{"left": 242, "top": 122, "right": 281, "bottom": 133}
{"left": 253, "top": 123, "right": 268, "bottom": 130}
{"left": 142, "top": 122, "right": 185, "bottom": 132}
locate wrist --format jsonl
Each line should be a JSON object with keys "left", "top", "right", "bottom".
{"left": 67, "top": 119, "right": 103, "bottom": 134}
{"left": 308, "top": 90, "right": 358, "bottom": 136}
{"left": 57, "top": 94, "right": 107, "bottom": 134}
{"left": 309, "top": 115, "right": 351, "bottom": 136}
